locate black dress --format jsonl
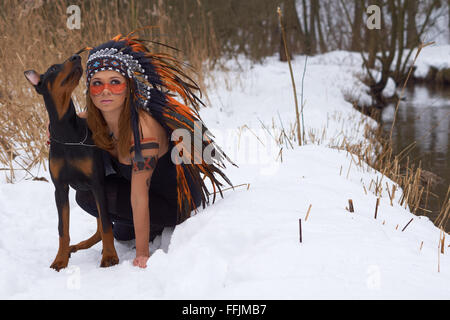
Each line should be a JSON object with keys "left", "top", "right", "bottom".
{"left": 75, "top": 145, "right": 202, "bottom": 241}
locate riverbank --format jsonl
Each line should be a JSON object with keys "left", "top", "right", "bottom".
{"left": 381, "top": 83, "right": 450, "bottom": 225}
{"left": 0, "top": 52, "right": 449, "bottom": 299}
{"left": 411, "top": 44, "right": 450, "bottom": 85}
{"left": 311, "top": 46, "right": 449, "bottom": 226}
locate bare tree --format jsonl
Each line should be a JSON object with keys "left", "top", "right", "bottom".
{"left": 279, "top": 0, "right": 304, "bottom": 61}
{"left": 341, "top": 0, "right": 444, "bottom": 106}
{"left": 308, "top": 0, "right": 318, "bottom": 54}
{"left": 351, "top": 0, "right": 364, "bottom": 51}
{"left": 406, "top": 0, "right": 419, "bottom": 48}
{"left": 315, "top": 2, "right": 327, "bottom": 52}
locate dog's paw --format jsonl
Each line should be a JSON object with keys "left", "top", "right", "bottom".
{"left": 50, "top": 258, "right": 69, "bottom": 272}
{"left": 68, "top": 245, "right": 79, "bottom": 254}
{"left": 100, "top": 254, "right": 119, "bottom": 268}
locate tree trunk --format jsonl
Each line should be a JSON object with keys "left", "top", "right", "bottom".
{"left": 308, "top": 0, "right": 318, "bottom": 54}
{"left": 406, "top": 0, "right": 419, "bottom": 48}
{"left": 301, "top": 0, "right": 312, "bottom": 53}
{"left": 366, "top": 0, "right": 378, "bottom": 68}
{"left": 351, "top": 0, "right": 363, "bottom": 51}
{"left": 279, "top": 0, "right": 303, "bottom": 61}
{"left": 286, "top": 0, "right": 304, "bottom": 54}
{"left": 367, "top": 29, "right": 377, "bottom": 69}
{"left": 370, "top": 0, "right": 398, "bottom": 106}
{"left": 394, "top": 0, "right": 407, "bottom": 84}
{"left": 315, "top": 1, "right": 327, "bottom": 53}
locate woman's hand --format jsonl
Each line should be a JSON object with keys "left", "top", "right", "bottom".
{"left": 133, "top": 255, "right": 149, "bottom": 268}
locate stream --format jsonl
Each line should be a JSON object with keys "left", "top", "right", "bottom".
{"left": 381, "top": 84, "right": 450, "bottom": 229}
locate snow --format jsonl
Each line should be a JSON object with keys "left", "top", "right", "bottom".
{"left": 1, "top": 51, "right": 449, "bottom": 299}
{"left": 413, "top": 44, "right": 450, "bottom": 79}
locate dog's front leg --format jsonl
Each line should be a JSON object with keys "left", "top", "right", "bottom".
{"left": 93, "top": 186, "right": 119, "bottom": 268}
{"left": 50, "top": 184, "right": 71, "bottom": 271}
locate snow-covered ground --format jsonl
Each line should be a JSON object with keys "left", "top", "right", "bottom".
{"left": 1, "top": 51, "right": 449, "bottom": 299}
{"left": 412, "top": 44, "right": 450, "bottom": 79}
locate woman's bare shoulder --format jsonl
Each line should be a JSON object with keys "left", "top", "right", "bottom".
{"left": 139, "top": 111, "right": 157, "bottom": 126}
{"left": 130, "top": 111, "right": 166, "bottom": 144}
{"left": 77, "top": 111, "right": 87, "bottom": 119}
{"left": 78, "top": 111, "right": 87, "bottom": 119}
{"left": 131, "top": 111, "right": 169, "bottom": 156}
{"left": 139, "top": 112, "right": 165, "bottom": 136}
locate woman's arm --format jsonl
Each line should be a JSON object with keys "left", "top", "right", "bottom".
{"left": 130, "top": 118, "right": 160, "bottom": 268}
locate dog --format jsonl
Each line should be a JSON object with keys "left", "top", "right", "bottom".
{"left": 24, "top": 54, "right": 119, "bottom": 271}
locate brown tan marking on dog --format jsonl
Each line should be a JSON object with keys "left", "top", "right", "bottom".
{"left": 49, "top": 157, "right": 64, "bottom": 181}
{"left": 47, "top": 62, "right": 78, "bottom": 120}
{"left": 50, "top": 203, "right": 70, "bottom": 271}
{"left": 71, "top": 158, "right": 94, "bottom": 177}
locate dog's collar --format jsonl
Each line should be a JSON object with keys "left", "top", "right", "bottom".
{"left": 49, "top": 127, "right": 96, "bottom": 147}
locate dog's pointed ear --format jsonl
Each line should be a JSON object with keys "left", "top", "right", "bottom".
{"left": 24, "top": 70, "right": 41, "bottom": 86}
{"left": 24, "top": 70, "right": 45, "bottom": 94}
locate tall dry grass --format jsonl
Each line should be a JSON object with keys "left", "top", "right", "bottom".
{"left": 0, "top": 0, "right": 220, "bottom": 181}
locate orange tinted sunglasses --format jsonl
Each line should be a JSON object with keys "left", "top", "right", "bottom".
{"left": 89, "top": 82, "right": 127, "bottom": 96}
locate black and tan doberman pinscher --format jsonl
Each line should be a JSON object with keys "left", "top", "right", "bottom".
{"left": 24, "top": 55, "right": 119, "bottom": 271}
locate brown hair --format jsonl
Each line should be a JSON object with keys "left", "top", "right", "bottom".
{"left": 86, "top": 78, "right": 133, "bottom": 158}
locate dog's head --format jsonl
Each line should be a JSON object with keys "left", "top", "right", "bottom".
{"left": 24, "top": 54, "right": 83, "bottom": 119}
{"left": 24, "top": 54, "right": 83, "bottom": 95}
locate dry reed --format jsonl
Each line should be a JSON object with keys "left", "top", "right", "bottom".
{"left": 374, "top": 197, "right": 380, "bottom": 219}
{"left": 277, "top": 6, "right": 302, "bottom": 146}
{"left": 305, "top": 204, "right": 312, "bottom": 221}
{"left": 348, "top": 199, "right": 354, "bottom": 213}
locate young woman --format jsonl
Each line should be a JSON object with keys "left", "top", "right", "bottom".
{"left": 75, "top": 32, "right": 234, "bottom": 268}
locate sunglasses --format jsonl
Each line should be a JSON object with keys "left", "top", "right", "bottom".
{"left": 89, "top": 82, "right": 127, "bottom": 96}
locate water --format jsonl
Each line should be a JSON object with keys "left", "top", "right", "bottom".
{"left": 381, "top": 84, "right": 450, "bottom": 227}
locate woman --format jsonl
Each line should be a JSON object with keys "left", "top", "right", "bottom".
{"left": 75, "top": 32, "right": 234, "bottom": 268}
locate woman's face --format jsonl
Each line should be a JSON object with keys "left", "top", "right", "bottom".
{"left": 89, "top": 70, "right": 127, "bottom": 114}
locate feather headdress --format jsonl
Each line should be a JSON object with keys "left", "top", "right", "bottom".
{"left": 82, "top": 29, "right": 236, "bottom": 222}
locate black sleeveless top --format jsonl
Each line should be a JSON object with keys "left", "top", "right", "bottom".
{"left": 103, "top": 147, "right": 178, "bottom": 201}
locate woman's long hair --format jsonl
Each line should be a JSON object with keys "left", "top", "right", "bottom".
{"left": 86, "top": 78, "right": 133, "bottom": 159}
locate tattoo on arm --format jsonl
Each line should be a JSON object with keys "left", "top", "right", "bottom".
{"left": 131, "top": 140, "right": 159, "bottom": 179}
{"left": 132, "top": 155, "right": 158, "bottom": 172}
{"left": 130, "top": 142, "right": 159, "bottom": 154}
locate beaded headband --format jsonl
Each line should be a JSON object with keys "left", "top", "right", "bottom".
{"left": 86, "top": 47, "right": 152, "bottom": 109}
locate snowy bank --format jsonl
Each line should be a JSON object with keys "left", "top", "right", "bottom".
{"left": 1, "top": 52, "right": 449, "bottom": 299}
{"left": 412, "top": 44, "right": 450, "bottom": 81}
